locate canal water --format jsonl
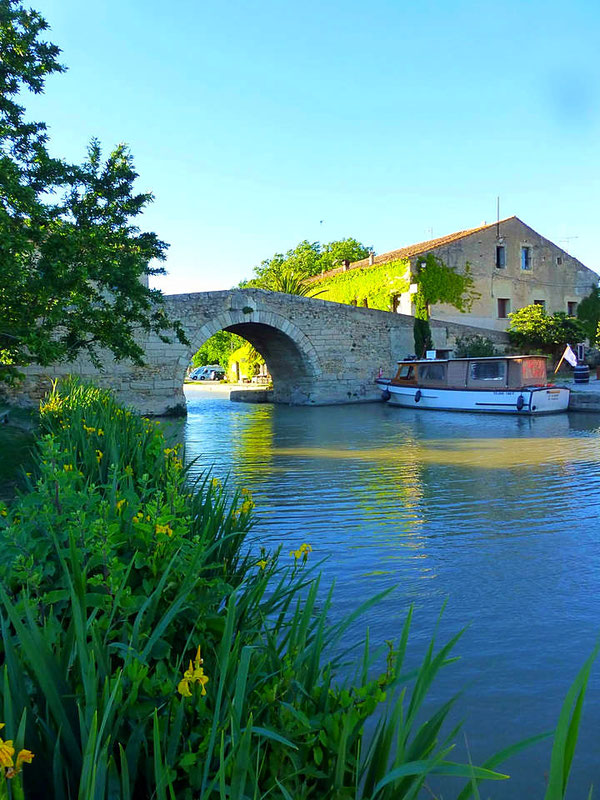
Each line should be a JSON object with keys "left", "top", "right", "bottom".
{"left": 182, "top": 385, "right": 600, "bottom": 798}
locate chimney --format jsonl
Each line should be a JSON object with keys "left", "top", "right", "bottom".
{"left": 368, "top": 252, "right": 374, "bottom": 265}
{"left": 342, "top": 259, "right": 350, "bottom": 272}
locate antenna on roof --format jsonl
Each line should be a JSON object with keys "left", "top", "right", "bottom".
{"left": 559, "top": 236, "right": 579, "bottom": 254}
{"left": 496, "top": 196, "right": 500, "bottom": 239}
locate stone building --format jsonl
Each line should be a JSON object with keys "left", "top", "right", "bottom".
{"left": 320, "top": 216, "right": 598, "bottom": 332}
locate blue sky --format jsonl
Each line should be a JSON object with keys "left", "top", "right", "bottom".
{"left": 28, "top": 0, "right": 600, "bottom": 293}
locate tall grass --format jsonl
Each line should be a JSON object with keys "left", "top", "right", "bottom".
{"left": 0, "top": 379, "right": 596, "bottom": 799}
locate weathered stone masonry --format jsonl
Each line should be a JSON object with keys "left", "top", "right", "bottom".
{"left": 6, "top": 289, "right": 508, "bottom": 415}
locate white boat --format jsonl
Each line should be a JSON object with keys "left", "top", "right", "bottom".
{"left": 376, "top": 355, "right": 569, "bottom": 415}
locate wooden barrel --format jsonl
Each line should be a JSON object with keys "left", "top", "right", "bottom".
{"left": 574, "top": 364, "right": 590, "bottom": 383}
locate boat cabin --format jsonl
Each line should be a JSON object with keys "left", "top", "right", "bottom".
{"left": 391, "top": 355, "right": 548, "bottom": 390}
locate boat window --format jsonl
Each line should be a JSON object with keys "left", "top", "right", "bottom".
{"left": 397, "top": 365, "right": 414, "bottom": 379}
{"left": 420, "top": 362, "right": 446, "bottom": 381}
{"left": 470, "top": 361, "right": 506, "bottom": 382}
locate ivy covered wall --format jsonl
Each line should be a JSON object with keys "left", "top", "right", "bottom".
{"left": 315, "top": 259, "right": 411, "bottom": 310}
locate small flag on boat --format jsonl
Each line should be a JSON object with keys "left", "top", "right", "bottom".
{"left": 554, "top": 344, "right": 578, "bottom": 372}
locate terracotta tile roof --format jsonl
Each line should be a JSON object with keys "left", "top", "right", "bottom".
{"left": 312, "top": 216, "right": 517, "bottom": 282}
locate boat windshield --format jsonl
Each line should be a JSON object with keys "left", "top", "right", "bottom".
{"left": 397, "top": 365, "right": 415, "bottom": 379}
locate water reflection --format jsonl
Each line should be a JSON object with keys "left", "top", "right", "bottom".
{"left": 181, "top": 386, "right": 600, "bottom": 798}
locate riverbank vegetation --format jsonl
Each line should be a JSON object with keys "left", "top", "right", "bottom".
{"left": 0, "top": 381, "right": 596, "bottom": 799}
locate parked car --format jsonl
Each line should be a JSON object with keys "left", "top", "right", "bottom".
{"left": 189, "top": 365, "right": 223, "bottom": 381}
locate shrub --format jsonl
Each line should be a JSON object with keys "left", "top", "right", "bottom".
{"left": 453, "top": 335, "right": 498, "bottom": 358}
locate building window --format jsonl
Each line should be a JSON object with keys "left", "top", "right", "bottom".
{"left": 556, "top": 256, "right": 562, "bottom": 265}
{"left": 534, "top": 299, "right": 546, "bottom": 310}
{"left": 391, "top": 294, "right": 401, "bottom": 312}
{"left": 497, "top": 298, "right": 511, "bottom": 318}
{"left": 521, "top": 246, "right": 531, "bottom": 270}
{"left": 568, "top": 301, "right": 578, "bottom": 316}
{"left": 495, "top": 245, "right": 506, "bottom": 268}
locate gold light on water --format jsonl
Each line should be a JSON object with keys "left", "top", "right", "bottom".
{"left": 273, "top": 438, "right": 600, "bottom": 470}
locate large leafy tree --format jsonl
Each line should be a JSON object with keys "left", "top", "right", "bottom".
{"left": 245, "top": 237, "right": 371, "bottom": 289}
{"left": 0, "top": 0, "right": 186, "bottom": 381}
{"left": 507, "top": 304, "right": 586, "bottom": 361}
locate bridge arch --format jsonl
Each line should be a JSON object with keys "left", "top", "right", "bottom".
{"left": 186, "top": 308, "right": 323, "bottom": 404}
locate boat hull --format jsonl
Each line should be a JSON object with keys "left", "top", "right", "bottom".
{"left": 378, "top": 382, "right": 569, "bottom": 415}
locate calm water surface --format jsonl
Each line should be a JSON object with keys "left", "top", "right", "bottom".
{"left": 181, "top": 385, "right": 600, "bottom": 798}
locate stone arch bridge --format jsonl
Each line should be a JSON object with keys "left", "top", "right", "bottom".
{"left": 13, "top": 289, "right": 508, "bottom": 415}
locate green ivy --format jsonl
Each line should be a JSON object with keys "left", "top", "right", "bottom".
{"left": 315, "top": 259, "right": 410, "bottom": 310}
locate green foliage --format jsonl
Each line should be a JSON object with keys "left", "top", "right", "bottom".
{"left": 315, "top": 260, "right": 410, "bottom": 310}
{"left": 0, "top": 380, "right": 571, "bottom": 799}
{"left": 576, "top": 288, "right": 600, "bottom": 345}
{"left": 228, "top": 341, "right": 265, "bottom": 379}
{"left": 410, "top": 254, "right": 478, "bottom": 357}
{"left": 0, "top": 1, "right": 186, "bottom": 382}
{"left": 415, "top": 253, "right": 479, "bottom": 313}
{"left": 245, "top": 238, "right": 371, "bottom": 288}
{"left": 453, "top": 335, "right": 498, "bottom": 358}
{"left": 508, "top": 305, "right": 587, "bottom": 360}
{"left": 191, "top": 331, "right": 244, "bottom": 369}
{"left": 413, "top": 290, "right": 431, "bottom": 357}
{"left": 266, "top": 269, "right": 326, "bottom": 297}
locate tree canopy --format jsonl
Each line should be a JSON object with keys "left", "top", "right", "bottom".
{"left": 191, "top": 331, "right": 245, "bottom": 369}
{"left": 507, "top": 304, "right": 586, "bottom": 360}
{"left": 244, "top": 238, "right": 371, "bottom": 291}
{"left": 0, "top": 0, "right": 186, "bottom": 382}
{"left": 577, "top": 288, "right": 600, "bottom": 345}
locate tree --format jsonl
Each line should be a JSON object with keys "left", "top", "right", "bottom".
{"left": 507, "top": 304, "right": 587, "bottom": 361}
{"left": 191, "top": 331, "right": 243, "bottom": 369}
{"left": 245, "top": 238, "right": 371, "bottom": 288}
{"left": 412, "top": 253, "right": 479, "bottom": 356}
{"left": 0, "top": 0, "right": 186, "bottom": 382}
{"left": 265, "top": 267, "right": 326, "bottom": 297}
{"left": 577, "top": 287, "right": 600, "bottom": 345}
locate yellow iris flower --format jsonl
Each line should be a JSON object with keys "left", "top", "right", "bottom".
{"left": 177, "top": 646, "right": 209, "bottom": 697}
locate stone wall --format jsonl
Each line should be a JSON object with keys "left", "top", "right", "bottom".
{"left": 4, "top": 288, "right": 509, "bottom": 415}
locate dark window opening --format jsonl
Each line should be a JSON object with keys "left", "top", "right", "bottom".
{"left": 567, "top": 302, "right": 578, "bottom": 316}
{"left": 495, "top": 245, "right": 506, "bottom": 268}
{"left": 534, "top": 299, "right": 545, "bottom": 310}
{"left": 521, "top": 246, "right": 531, "bottom": 270}
{"left": 556, "top": 256, "right": 563, "bottom": 265}
{"left": 497, "top": 298, "right": 511, "bottom": 318}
